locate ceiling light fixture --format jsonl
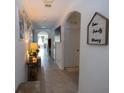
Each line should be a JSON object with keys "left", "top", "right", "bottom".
{"left": 41, "top": 25, "right": 47, "bottom": 29}
{"left": 43, "top": 0, "right": 54, "bottom": 7}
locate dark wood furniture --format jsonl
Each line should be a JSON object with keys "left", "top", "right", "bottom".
{"left": 26, "top": 56, "right": 41, "bottom": 81}
{"left": 27, "top": 62, "right": 38, "bottom": 81}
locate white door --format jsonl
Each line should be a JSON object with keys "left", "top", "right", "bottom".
{"left": 64, "top": 11, "right": 81, "bottom": 68}
{"left": 68, "top": 27, "right": 80, "bottom": 66}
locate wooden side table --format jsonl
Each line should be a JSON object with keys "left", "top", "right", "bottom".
{"left": 27, "top": 62, "right": 38, "bottom": 81}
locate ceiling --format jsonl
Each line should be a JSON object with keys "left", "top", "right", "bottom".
{"left": 21, "top": 0, "right": 76, "bottom": 29}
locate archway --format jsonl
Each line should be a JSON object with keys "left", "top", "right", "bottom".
{"left": 63, "top": 11, "right": 81, "bottom": 91}
{"left": 64, "top": 11, "right": 81, "bottom": 70}
{"left": 37, "top": 31, "right": 48, "bottom": 48}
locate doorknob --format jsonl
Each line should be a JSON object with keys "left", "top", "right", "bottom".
{"left": 77, "top": 49, "right": 79, "bottom": 52}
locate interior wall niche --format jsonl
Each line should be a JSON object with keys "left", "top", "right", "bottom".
{"left": 55, "top": 26, "right": 61, "bottom": 43}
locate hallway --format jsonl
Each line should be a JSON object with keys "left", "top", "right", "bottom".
{"left": 15, "top": 0, "right": 109, "bottom": 93}
{"left": 39, "top": 46, "right": 79, "bottom": 93}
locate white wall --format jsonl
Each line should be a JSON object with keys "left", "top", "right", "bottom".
{"left": 15, "top": 5, "right": 27, "bottom": 90}
{"left": 60, "top": 0, "right": 109, "bottom": 93}
{"left": 55, "top": 43, "right": 64, "bottom": 70}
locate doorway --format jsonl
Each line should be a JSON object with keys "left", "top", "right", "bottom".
{"left": 64, "top": 11, "right": 81, "bottom": 70}
{"left": 38, "top": 31, "right": 48, "bottom": 49}
{"left": 63, "top": 11, "right": 81, "bottom": 91}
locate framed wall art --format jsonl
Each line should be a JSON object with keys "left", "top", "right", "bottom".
{"left": 27, "top": 18, "right": 31, "bottom": 29}
{"left": 19, "top": 10, "right": 24, "bottom": 39}
{"left": 87, "top": 12, "right": 109, "bottom": 45}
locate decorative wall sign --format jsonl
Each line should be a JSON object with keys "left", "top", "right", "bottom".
{"left": 87, "top": 12, "right": 109, "bottom": 45}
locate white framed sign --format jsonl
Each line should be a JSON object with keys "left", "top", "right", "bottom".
{"left": 87, "top": 12, "right": 109, "bottom": 45}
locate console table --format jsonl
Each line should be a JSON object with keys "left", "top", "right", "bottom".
{"left": 27, "top": 62, "right": 38, "bottom": 81}
{"left": 26, "top": 57, "right": 41, "bottom": 81}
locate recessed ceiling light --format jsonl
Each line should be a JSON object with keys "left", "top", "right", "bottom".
{"left": 41, "top": 25, "right": 47, "bottom": 29}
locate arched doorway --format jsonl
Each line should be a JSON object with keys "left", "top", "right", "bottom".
{"left": 64, "top": 11, "right": 81, "bottom": 70}
{"left": 37, "top": 31, "right": 49, "bottom": 58}
{"left": 37, "top": 31, "right": 48, "bottom": 48}
{"left": 63, "top": 11, "right": 81, "bottom": 91}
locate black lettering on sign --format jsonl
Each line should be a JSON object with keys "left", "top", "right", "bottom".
{"left": 92, "top": 22, "right": 98, "bottom": 26}
{"left": 93, "top": 28, "right": 102, "bottom": 34}
{"left": 92, "top": 38, "right": 101, "bottom": 43}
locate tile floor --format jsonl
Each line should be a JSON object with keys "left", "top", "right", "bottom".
{"left": 16, "top": 46, "right": 79, "bottom": 93}
{"left": 39, "top": 47, "right": 79, "bottom": 93}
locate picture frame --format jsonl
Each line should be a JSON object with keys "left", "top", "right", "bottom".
{"left": 27, "top": 18, "right": 31, "bottom": 29}
{"left": 19, "top": 10, "right": 24, "bottom": 39}
{"left": 87, "top": 12, "right": 109, "bottom": 45}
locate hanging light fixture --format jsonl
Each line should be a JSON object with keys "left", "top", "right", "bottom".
{"left": 43, "top": 0, "right": 54, "bottom": 7}
{"left": 43, "top": 0, "right": 54, "bottom": 3}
